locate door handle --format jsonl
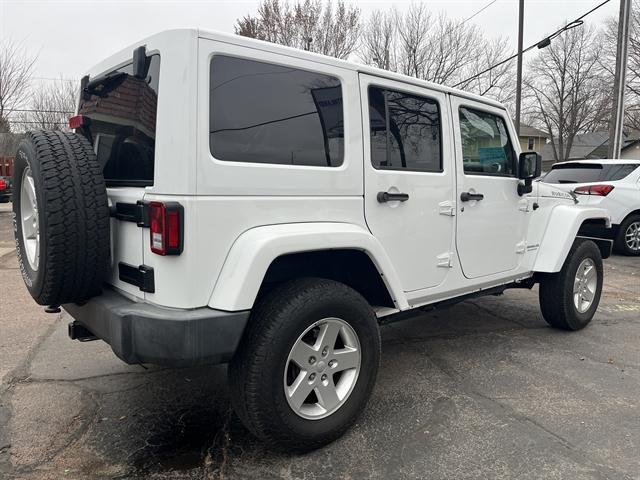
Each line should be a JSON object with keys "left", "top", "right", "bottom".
{"left": 460, "top": 192, "right": 484, "bottom": 202}
{"left": 377, "top": 191, "right": 409, "bottom": 203}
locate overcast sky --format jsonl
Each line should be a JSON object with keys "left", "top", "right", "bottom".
{"left": 0, "top": 0, "right": 619, "bottom": 84}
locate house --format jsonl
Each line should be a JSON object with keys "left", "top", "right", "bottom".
{"left": 621, "top": 134, "right": 640, "bottom": 159}
{"left": 537, "top": 130, "right": 640, "bottom": 170}
{"left": 517, "top": 124, "right": 549, "bottom": 152}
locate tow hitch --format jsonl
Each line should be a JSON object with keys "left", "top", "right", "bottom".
{"left": 68, "top": 321, "right": 98, "bottom": 342}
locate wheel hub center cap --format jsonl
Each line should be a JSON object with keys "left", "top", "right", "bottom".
{"left": 315, "top": 360, "right": 326, "bottom": 373}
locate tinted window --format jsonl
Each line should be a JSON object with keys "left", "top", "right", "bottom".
{"left": 543, "top": 163, "right": 638, "bottom": 184}
{"left": 210, "top": 55, "right": 343, "bottom": 167}
{"left": 368, "top": 87, "right": 441, "bottom": 172}
{"left": 79, "top": 54, "right": 160, "bottom": 187}
{"left": 459, "top": 107, "right": 516, "bottom": 176}
{"left": 604, "top": 163, "right": 638, "bottom": 181}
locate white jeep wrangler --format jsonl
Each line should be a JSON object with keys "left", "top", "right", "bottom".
{"left": 13, "top": 29, "right": 612, "bottom": 451}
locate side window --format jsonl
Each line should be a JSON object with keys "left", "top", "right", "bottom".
{"left": 459, "top": 107, "right": 516, "bottom": 177}
{"left": 368, "top": 86, "right": 442, "bottom": 172}
{"left": 603, "top": 164, "right": 638, "bottom": 181}
{"left": 210, "top": 55, "right": 344, "bottom": 167}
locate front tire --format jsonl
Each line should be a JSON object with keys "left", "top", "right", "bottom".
{"left": 539, "top": 240, "right": 603, "bottom": 331}
{"left": 614, "top": 214, "right": 640, "bottom": 256}
{"left": 228, "top": 278, "right": 380, "bottom": 451}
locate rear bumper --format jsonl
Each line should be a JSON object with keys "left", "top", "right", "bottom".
{"left": 63, "top": 288, "right": 249, "bottom": 367}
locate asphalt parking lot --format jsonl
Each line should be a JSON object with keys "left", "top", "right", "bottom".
{"left": 0, "top": 201, "right": 639, "bottom": 480}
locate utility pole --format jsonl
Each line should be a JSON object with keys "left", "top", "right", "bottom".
{"left": 515, "top": 0, "right": 525, "bottom": 136}
{"left": 608, "top": 0, "right": 632, "bottom": 158}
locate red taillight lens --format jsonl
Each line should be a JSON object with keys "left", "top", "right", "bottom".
{"left": 68, "top": 115, "right": 86, "bottom": 129}
{"left": 574, "top": 185, "right": 615, "bottom": 196}
{"left": 0, "top": 178, "right": 5, "bottom": 190}
{"left": 148, "top": 201, "right": 183, "bottom": 256}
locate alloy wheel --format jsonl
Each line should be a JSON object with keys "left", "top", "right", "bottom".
{"left": 573, "top": 258, "right": 597, "bottom": 313}
{"left": 283, "top": 317, "right": 361, "bottom": 420}
{"left": 20, "top": 167, "right": 40, "bottom": 271}
{"left": 624, "top": 221, "right": 640, "bottom": 252}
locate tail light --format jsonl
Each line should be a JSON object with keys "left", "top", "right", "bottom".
{"left": 0, "top": 178, "right": 5, "bottom": 190}
{"left": 68, "top": 115, "right": 88, "bottom": 130}
{"left": 148, "top": 202, "right": 184, "bottom": 255}
{"left": 574, "top": 185, "right": 615, "bottom": 196}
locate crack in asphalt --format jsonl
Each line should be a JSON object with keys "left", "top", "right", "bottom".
{"left": 422, "top": 352, "right": 635, "bottom": 480}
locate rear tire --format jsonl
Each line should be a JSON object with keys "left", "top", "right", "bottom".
{"left": 13, "top": 131, "right": 110, "bottom": 306}
{"left": 614, "top": 214, "right": 640, "bottom": 256}
{"left": 539, "top": 240, "right": 603, "bottom": 331}
{"left": 228, "top": 278, "right": 380, "bottom": 451}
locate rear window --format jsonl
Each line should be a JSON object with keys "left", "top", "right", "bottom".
{"left": 78, "top": 54, "right": 160, "bottom": 187}
{"left": 543, "top": 163, "right": 638, "bottom": 184}
{"left": 209, "top": 55, "right": 344, "bottom": 167}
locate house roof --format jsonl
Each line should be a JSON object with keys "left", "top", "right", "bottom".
{"left": 518, "top": 124, "right": 548, "bottom": 138}
{"left": 539, "top": 130, "right": 640, "bottom": 162}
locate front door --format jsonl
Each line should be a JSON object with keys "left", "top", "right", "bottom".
{"left": 450, "top": 96, "right": 528, "bottom": 279}
{"left": 360, "top": 74, "right": 454, "bottom": 292}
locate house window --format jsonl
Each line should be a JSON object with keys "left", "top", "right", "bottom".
{"left": 528, "top": 137, "right": 535, "bottom": 150}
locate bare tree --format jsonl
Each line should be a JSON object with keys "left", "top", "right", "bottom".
{"left": 235, "top": 0, "right": 361, "bottom": 59}
{"left": 455, "top": 37, "right": 516, "bottom": 111}
{"left": 358, "top": 8, "right": 514, "bottom": 109}
{"left": 524, "top": 25, "right": 609, "bottom": 162}
{"left": 360, "top": 9, "right": 398, "bottom": 71}
{"left": 17, "top": 78, "right": 77, "bottom": 131}
{"left": 601, "top": 0, "right": 640, "bottom": 131}
{"left": 0, "top": 37, "right": 37, "bottom": 129}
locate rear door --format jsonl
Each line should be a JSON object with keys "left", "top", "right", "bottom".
{"left": 360, "top": 74, "right": 455, "bottom": 292}
{"left": 78, "top": 55, "right": 161, "bottom": 297}
{"left": 451, "top": 96, "right": 528, "bottom": 279}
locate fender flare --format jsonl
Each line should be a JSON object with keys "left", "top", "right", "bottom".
{"left": 208, "top": 222, "right": 407, "bottom": 311}
{"left": 532, "top": 205, "right": 611, "bottom": 273}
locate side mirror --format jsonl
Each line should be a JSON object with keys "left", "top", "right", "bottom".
{"left": 518, "top": 152, "right": 542, "bottom": 180}
{"left": 517, "top": 152, "right": 542, "bottom": 196}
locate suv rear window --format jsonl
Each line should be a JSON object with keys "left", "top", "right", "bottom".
{"left": 209, "top": 55, "right": 344, "bottom": 167}
{"left": 78, "top": 54, "right": 160, "bottom": 187}
{"left": 543, "top": 163, "right": 638, "bottom": 184}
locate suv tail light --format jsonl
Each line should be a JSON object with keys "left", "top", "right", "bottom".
{"left": 0, "top": 178, "right": 5, "bottom": 190}
{"left": 148, "top": 202, "right": 184, "bottom": 255}
{"left": 574, "top": 185, "right": 615, "bottom": 196}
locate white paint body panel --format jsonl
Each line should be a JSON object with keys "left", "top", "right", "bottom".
{"left": 540, "top": 160, "right": 640, "bottom": 226}
{"left": 209, "top": 223, "right": 407, "bottom": 311}
{"left": 83, "top": 28, "right": 611, "bottom": 314}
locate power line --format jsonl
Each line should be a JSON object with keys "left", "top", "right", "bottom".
{"left": 10, "top": 109, "right": 73, "bottom": 114}
{"left": 462, "top": 0, "right": 497, "bottom": 24}
{"left": 6, "top": 120, "right": 67, "bottom": 125}
{"left": 454, "top": 0, "right": 612, "bottom": 88}
{"left": 32, "top": 76, "right": 76, "bottom": 82}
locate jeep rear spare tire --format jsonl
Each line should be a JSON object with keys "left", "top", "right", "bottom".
{"left": 13, "top": 130, "right": 110, "bottom": 306}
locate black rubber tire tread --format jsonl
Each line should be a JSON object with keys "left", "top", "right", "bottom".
{"left": 539, "top": 239, "right": 603, "bottom": 331}
{"left": 228, "top": 278, "right": 380, "bottom": 451}
{"left": 13, "top": 130, "right": 110, "bottom": 305}
{"left": 614, "top": 214, "right": 640, "bottom": 256}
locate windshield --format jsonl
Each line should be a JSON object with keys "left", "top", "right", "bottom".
{"left": 543, "top": 163, "right": 638, "bottom": 184}
{"left": 78, "top": 54, "right": 160, "bottom": 187}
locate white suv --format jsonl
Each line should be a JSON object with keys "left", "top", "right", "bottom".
{"left": 12, "top": 29, "right": 613, "bottom": 451}
{"left": 541, "top": 159, "right": 640, "bottom": 255}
